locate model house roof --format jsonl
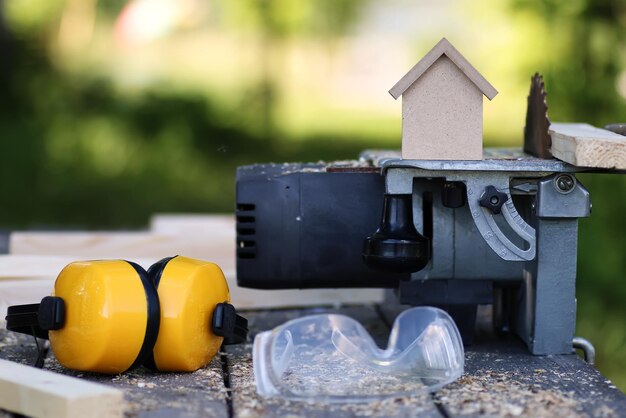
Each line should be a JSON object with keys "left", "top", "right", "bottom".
{"left": 389, "top": 38, "right": 498, "bottom": 100}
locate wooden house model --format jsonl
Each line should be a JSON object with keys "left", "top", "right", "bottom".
{"left": 389, "top": 38, "right": 498, "bottom": 160}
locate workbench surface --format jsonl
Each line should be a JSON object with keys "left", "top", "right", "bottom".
{"left": 1, "top": 304, "right": 625, "bottom": 418}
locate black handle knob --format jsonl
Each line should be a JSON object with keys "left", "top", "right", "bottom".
{"left": 362, "top": 194, "right": 430, "bottom": 274}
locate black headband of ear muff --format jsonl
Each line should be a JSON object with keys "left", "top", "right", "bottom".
{"left": 126, "top": 261, "right": 161, "bottom": 371}
{"left": 5, "top": 296, "right": 66, "bottom": 339}
{"left": 143, "top": 255, "right": 175, "bottom": 370}
{"left": 146, "top": 255, "right": 176, "bottom": 289}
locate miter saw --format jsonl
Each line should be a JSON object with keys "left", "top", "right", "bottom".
{"left": 235, "top": 74, "right": 624, "bottom": 355}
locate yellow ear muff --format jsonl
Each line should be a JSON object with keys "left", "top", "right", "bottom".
{"left": 48, "top": 260, "right": 160, "bottom": 374}
{"left": 146, "top": 256, "right": 230, "bottom": 372}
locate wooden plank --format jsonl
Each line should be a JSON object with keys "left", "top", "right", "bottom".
{"left": 0, "top": 280, "right": 384, "bottom": 327}
{"left": 3, "top": 304, "right": 625, "bottom": 418}
{"left": 150, "top": 214, "right": 234, "bottom": 236}
{"left": 549, "top": 123, "right": 626, "bottom": 169}
{"left": 225, "top": 307, "right": 443, "bottom": 417}
{"left": 0, "top": 279, "right": 53, "bottom": 329}
{"left": 4, "top": 215, "right": 385, "bottom": 312}
{"left": 0, "top": 255, "right": 383, "bottom": 319}
{"left": 151, "top": 214, "right": 385, "bottom": 307}
{"left": 0, "top": 255, "right": 160, "bottom": 279}
{"left": 10, "top": 231, "right": 231, "bottom": 268}
{"left": 0, "top": 358, "right": 124, "bottom": 418}
{"left": 230, "top": 288, "right": 383, "bottom": 311}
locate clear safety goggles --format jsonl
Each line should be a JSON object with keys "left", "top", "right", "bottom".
{"left": 253, "top": 307, "right": 464, "bottom": 402}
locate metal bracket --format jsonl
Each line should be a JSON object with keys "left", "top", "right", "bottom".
{"left": 456, "top": 174, "right": 536, "bottom": 261}
{"left": 385, "top": 168, "right": 537, "bottom": 262}
{"left": 535, "top": 173, "right": 591, "bottom": 218}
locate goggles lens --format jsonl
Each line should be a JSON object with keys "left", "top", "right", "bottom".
{"left": 253, "top": 307, "right": 464, "bottom": 402}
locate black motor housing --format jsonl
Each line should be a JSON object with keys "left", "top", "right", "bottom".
{"left": 236, "top": 163, "right": 408, "bottom": 289}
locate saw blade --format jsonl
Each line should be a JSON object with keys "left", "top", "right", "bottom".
{"left": 523, "top": 73, "right": 552, "bottom": 158}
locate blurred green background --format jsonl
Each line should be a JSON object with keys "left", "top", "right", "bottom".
{"left": 0, "top": 0, "right": 624, "bottom": 390}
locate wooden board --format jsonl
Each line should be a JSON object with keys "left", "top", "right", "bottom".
{"left": 1, "top": 304, "right": 625, "bottom": 418}
{"left": 549, "top": 123, "right": 626, "bottom": 169}
{"left": 0, "top": 331, "right": 229, "bottom": 418}
{"left": 380, "top": 305, "right": 626, "bottom": 418}
{"left": 224, "top": 306, "right": 443, "bottom": 418}
{"left": 0, "top": 255, "right": 159, "bottom": 279}
{"left": 150, "top": 214, "right": 235, "bottom": 236}
{"left": 9, "top": 231, "right": 232, "bottom": 269}
{"left": 151, "top": 215, "right": 386, "bottom": 308}
{"left": 1, "top": 215, "right": 384, "bottom": 321}
{"left": 0, "top": 279, "right": 53, "bottom": 328}
{"left": 0, "top": 255, "right": 383, "bottom": 322}
{"left": 0, "top": 358, "right": 124, "bottom": 418}
{"left": 1, "top": 216, "right": 624, "bottom": 416}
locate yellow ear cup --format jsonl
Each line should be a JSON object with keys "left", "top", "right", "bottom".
{"left": 48, "top": 260, "right": 160, "bottom": 374}
{"left": 148, "top": 256, "right": 230, "bottom": 372}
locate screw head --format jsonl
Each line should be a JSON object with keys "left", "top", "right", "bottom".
{"left": 554, "top": 174, "right": 576, "bottom": 193}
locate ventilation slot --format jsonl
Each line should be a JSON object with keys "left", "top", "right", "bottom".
{"left": 237, "top": 215, "right": 255, "bottom": 223}
{"left": 237, "top": 203, "right": 255, "bottom": 211}
{"left": 236, "top": 203, "right": 256, "bottom": 259}
{"left": 237, "top": 243, "right": 256, "bottom": 259}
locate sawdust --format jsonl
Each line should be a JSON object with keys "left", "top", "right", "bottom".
{"left": 42, "top": 356, "right": 229, "bottom": 418}
{"left": 277, "top": 344, "right": 428, "bottom": 398}
{"left": 226, "top": 345, "right": 437, "bottom": 418}
{"left": 241, "top": 160, "right": 376, "bottom": 177}
{"left": 0, "top": 329, "right": 229, "bottom": 418}
{"left": 433, "top": 350, "right": 622, "bottom": 418}
{"left": 224, "top": 340, "right": 626, "bottom": 418}
{"left": 592, "top": 405, "right": 620, "bottom": 418}
{"left": 2, "top": 318, "right": 625, "bottom": 418}
{"left": 437, "top": 374, "right": 583, "bottom": 417}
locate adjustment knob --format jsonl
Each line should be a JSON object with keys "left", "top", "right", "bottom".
{"left": 479, "top": 186, "right": 508, "bottom": 214}
{"left": 363, "top": 194, "right": 430, "bottom": 274}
